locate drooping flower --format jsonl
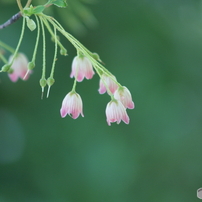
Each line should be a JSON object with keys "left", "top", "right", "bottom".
{"left": 60, "top": 91, "right": 84, "bottom": 119}
{"left": 114, "top": 86, "right": 135, "bottom": 109}
{"left": 70, "top": 56, "right": 95, "bottom": 82}
{"left": 106, "top": 99, "right": 129, "bottom": 126}
{"left": 98, "top": 74, "right": 118, "bottom": 94}
{"left": 8, "top": 53, "right": 30, "bottom": 82}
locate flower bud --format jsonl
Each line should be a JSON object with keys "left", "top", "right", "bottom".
{"left": 92, "top": 52, "right": 102, "bottom": 62}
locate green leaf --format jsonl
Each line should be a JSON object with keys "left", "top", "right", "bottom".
{"left": 32, "top": 5, "right": 45, "bottom": 14}
{"left": 23, "top": 5, "right": 45, "bottom": 16}
{"left": 49, "top": 0, "right": 67, "bottom": 8}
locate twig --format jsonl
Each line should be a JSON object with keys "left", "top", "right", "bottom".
{"left": 0, "top": 12, "right": 22, "bottom": 29}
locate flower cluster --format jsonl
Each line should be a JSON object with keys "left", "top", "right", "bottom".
{"left": 60, "top": 55, "right": 135, "bottom": 125}
{"left": 0, "top": 0, "right": 135, "bottom": 126}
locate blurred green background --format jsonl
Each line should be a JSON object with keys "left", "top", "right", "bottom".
{"left": 1, "top": 0, "right": 202, "bottom": 201}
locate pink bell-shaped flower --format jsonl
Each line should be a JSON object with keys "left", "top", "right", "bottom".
{"left": 70, "top": 56, "right": 95, "bottom": 82}
{"left": 114, "top": 86, "right": 135, "bottom": 109}
{"left": 98, "top": 74, "right": 118, "bottom": 94}
{"left": 8, "top": 53, "right": 30, "bottom": 82}
{"left": 106, "top": 99, "right": 129, "bottom": 126}
{"left": 60, "top": 91, "right": 84, "bottom": 119}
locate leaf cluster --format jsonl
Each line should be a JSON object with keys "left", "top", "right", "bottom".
{"left": 23, "top": 0, "right": 67, "bottom": 16}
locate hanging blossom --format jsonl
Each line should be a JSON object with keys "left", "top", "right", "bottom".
{"left": 60, "top": 91, "right": 84, "bottom": 119}
{"left": 98, "top": 74, "right": 118, "bottom": 94}
{"left": 106, "top": 100, "right": 130, "bottom": 126}
{"left": 70, "top": 56, "right": 95, "bottom": 82}
{"left": 8, "top": 53, "right": 31, "bottom": 82}
{"left": 114, "top": 86, "right": 135, "bottom": 109}
{"left": 0, "top": 0, "right": 135, "bottom": 126}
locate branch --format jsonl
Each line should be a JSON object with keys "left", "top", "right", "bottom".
{"left": 0, "top": 12, "right": 22, "bottom": 29}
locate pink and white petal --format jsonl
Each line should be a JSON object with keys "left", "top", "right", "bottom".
{"left": 98, "top": 82, "right": 107, "bottom": 94}
{"left": 71, "top": 108, "right": 82, "bottom": 119}
{"left": 76, "top": 70, "right": 85, "bottom": 82}
{"left": 114, "top": 87, "right": 135, "bottom": 109}
{"left": 84, "top": 58, "right": 95, "bottom": 79}
{"left": 127, "top": 101, "right": 135, "bottom": 109}
{"left": 85, "top": 68, "right": 95, "bottom": 79}
{"left": 121, "top": 113, "right": 130, "bottom": 124}
{"left": 70, "top": 71, "right": 74, "bottom": 78}
{"left": 109, "top": 82, "right": 118, "bottom": 94}
{"left": 8, "top": 73, "right": 19, "bottom": 82}
{"left": 60, "top": 107, "right": 68, "bottom": 118}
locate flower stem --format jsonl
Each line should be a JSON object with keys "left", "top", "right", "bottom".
{"left": 72, "top": 78, "right": 77, "bottom": 92}
{"left": 23, "top": 14, "right": 40, "bottom": 80}
{"left": 40, "top": 16, "right": 67, "bottom": 55}
{"left": 0, "top": 53, "right": 8, "bottom": 64}
{"left": 31, "top": 15, "right": 40, "bottom": 63}
{"left": 40, "top": 17, "right": 46, "bottom": 79}
{"left": 46, "top": 26, "right": 58, "bottom": 98}
{"left": 39, "top": 13, "right": 122, "bottom": 92}
{"left": 44, "top": 15, "right": 122, "bottom": 87}
{"left": 25, "top": 0, "right": 32, "bottom": 8}
{"left": 0, "top": 41, "right": 15, "bottom": 54}
{"left": 39, "top": 16, "right": 47, "bottom": 98}
{"left": 50, "top": 26, "right": 58, "bottom": 78}
{"left": 9, "top": 17, "right": 26, "bottom": 65}
{"left": 16, "top": 0, "right": 23, "bottom": 12}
